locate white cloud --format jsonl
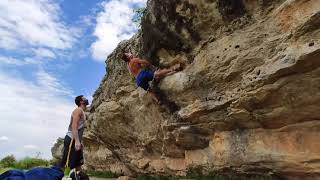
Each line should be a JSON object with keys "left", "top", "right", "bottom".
{"left": 0, "top": 69, "right": 75, "bottom": 159}
{"left": 80, "top": 15, "right": 96, "bottom": 27}
{"left": 91, "top": 0, "right": 147, "bottom": 61}
{"left": 0, "top": 56, "right": 41, "bottom": 66}
{"left": 24, "top": 57, "right": 43, "bottom": 65}
{"left": 33, "top": 48, "right": 56, "bottom": 59}
{"left": 0, "top": 29, "right": 20, "bottom": 50}
{"left": 23, "top": 145, "right": 38, "bottom": 150}
{"left": 0, "top": 136, "right": 9, "bottom": 142}
{"left": 36, "top": 69, "right": 73, "bottom": 96}
{"left": 0, "top": 0, "right": 77, "bottom": 50}
{"left": 0, "top": 56, "right": 26, "bottom": 66}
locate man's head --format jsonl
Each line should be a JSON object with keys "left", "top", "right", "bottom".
{"left": 121, "top": 53, "right": 134, "bottom": 62}
{"left": 75, "top": 95, "right": 89, "bottom": 107}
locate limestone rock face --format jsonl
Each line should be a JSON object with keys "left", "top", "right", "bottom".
{"left": 83, "top": 0, "right": 320, "bottom": 179}
{"left": 51, "top": 138, "right": 64, "bottom": 164}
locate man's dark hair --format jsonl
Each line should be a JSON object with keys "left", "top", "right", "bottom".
{"left": 75, "top": 95, "right": 84, "bottom": 106}
{"left": 121, "top": 53, "right": 129, "bottom": 62}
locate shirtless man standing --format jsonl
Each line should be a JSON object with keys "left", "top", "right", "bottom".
{"left": 121, "top": 53, "right": 180, "bottom": 104}
{"left": 59, "top": 95, "right": 88, "bottom": 177}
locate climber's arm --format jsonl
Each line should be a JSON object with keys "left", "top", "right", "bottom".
{"left": 136, "top": 58, "right": 152, "bottom": 66}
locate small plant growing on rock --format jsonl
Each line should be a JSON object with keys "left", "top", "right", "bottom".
{"left": 132, "top": 7, "right": 147, "bottom": 29}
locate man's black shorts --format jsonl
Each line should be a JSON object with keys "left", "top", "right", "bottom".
{"left": 60, "top": 135, "right": 84, "bottom": 169}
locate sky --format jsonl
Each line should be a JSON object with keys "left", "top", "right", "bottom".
{"left": 0, "top": 0, "right": 147, "bottom": 160}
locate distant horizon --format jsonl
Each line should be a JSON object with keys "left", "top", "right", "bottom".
{"left": 1, "top": 153, "right": 53, "bottom": 161}
{"left": 0, "top": 0, "right": 147, "bottom": 160}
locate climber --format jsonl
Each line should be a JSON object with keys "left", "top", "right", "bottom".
{"left": 59, "top": 95, "right": 89, "bottom": 179}
{"left": 121, "top": 52, "right": 181, "bottom": 104}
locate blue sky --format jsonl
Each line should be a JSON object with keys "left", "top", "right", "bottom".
{"left": 0, "top": 0, "right": 146, "bottom": 160}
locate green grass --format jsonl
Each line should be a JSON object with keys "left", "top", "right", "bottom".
{"left": 0, "top": 167, "right": 13, "bottom": 174}
{"left": 12, "top": 157, "right": 49, "bottom": 170}
{"left": 0, "top": 156, "right": 50, "bottom": 175}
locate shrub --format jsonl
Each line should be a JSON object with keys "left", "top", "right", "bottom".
{"left": 0, "top": 155, "right": 16, "bottom": 168}
{"left": 13, "top": 157, "right": 49, "bottom": 170}
{"left": 132, "top": 7, "right": 147, "bottom": 28}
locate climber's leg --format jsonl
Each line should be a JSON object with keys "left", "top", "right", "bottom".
{"left": 154, "top": 64, "right": 182, "bottom": 81}
{"left": 154, "top": 68, "right": 173, "bottom": 80}
{"left": 148, "top": 90, "right": 161, "bottom": 104}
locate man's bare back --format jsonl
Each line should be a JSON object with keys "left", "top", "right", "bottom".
{"left": 121, "top": 52, "right": 182, "bottom": 104}
{"left": 127, "top": 58, "right": 151, "bottom": 77}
